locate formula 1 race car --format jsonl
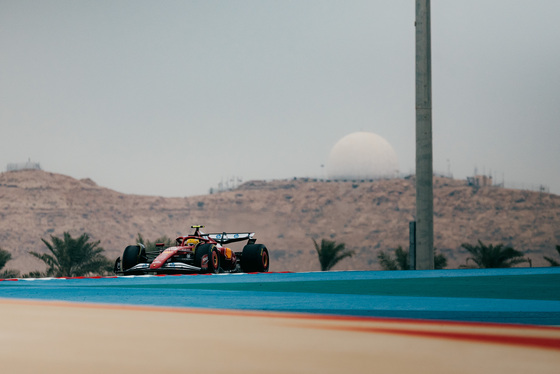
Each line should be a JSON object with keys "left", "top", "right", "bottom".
{"left": 114, "top": 225, "right": 270, "bottom": 275}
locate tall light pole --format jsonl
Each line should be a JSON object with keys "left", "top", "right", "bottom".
{"left": 415, "top": 0, "right": 434, "bottom": 270}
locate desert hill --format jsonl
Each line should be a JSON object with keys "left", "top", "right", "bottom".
{"left": 1, "top": 170, "right": 559, "bottom": 274}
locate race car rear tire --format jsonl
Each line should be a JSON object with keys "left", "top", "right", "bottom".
{"left": 122, "top": 245, "right": 146, "bottom": 271}
{"left": 194, "top": 243, "right": 220, "bottom": 274}
{"left": 241, "top": 244, "right": 269, "bottom": 273}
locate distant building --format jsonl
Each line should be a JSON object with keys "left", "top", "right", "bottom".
{"left": 209, "top": 176, "right": 243, "bottom": 194}
{"left": 6, "top": 159, "right": 41, "bottom": 172}
{"left": 467, "top": 175, "right": 493, "bottom": 187}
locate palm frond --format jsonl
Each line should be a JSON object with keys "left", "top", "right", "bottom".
{"left": 377, "top": 250, "right": 398, "bottom": 270}
{"left": 461, "top": 240, "right": 528, "bottom": 268}
{"left": 544, "top": 256, "right": 560, "bottom": 267}
{"left": 31, "top": 232, "right": 111, "bottom": 277}
{"left": 0, "top": 269, "right": 20, "bottom": 279}
{"left": 0, "top": 248, "right": 12, "bottom": 270}
{"left": 395, "top": 246, "right": 409, "bottom": 270}
{"left": 313, "top": 238, "right": 354, "bottom": 271}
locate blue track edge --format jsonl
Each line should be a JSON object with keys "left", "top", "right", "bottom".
{"left": 1, "top": 267, "right": 559, "bottom": 325}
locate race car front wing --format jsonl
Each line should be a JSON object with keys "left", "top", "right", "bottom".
{"left": 119, "top": 262, "right": 202, "bottom": 274}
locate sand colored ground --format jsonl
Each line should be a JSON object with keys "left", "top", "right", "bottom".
{"left": 1, "top": 298, "right": 559, "bottom": 374}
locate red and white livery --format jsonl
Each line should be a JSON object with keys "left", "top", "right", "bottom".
{"left": 114, "top": 225, "right": 270, "bottom": 275}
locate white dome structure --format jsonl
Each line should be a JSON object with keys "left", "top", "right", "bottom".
{"left": 327, "top": 132, "right": 399, "bottom": 180}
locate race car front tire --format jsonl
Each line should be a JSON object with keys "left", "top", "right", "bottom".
{"left": 121, "top": 245, "right": 146, "bottom": 271}
{"left": 241, "top": 244, "right": 269, "bottom": 273}
{"left": 194, "top": 243, "right": 220, "bottom": 274}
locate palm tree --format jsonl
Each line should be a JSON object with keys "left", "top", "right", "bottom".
{"left": 378, "top": 246, "right": 447, "bottom": 270}
{"left": 543, "top": 245, "right": 560, "bottom": 267}
{"left": 378, "top": 246, "right": 410, "bottom": 270}
{"left": 377, "top": 250, "right": 399, "bottom": 270}
{"left": 30, "top": 232, "right": 112, "bottom": 277}
{"left": 460, "top": 240, "right": 529, "bottom": 269}
{"left": 313, "top": 238, "right": 354, "bottom": 271}
{"left": 434, "top": 249, "right": 448, "bottom": 269}
{"left": 0, "top": 248, "right": 20, "bottom": 278}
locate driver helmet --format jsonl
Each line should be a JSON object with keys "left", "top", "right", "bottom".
{"left": 186, "top": 238, "right": 199, "bottom": 247}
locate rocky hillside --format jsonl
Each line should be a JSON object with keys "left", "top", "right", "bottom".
{"left": 1, "top": 170, "right": 559, "bottom": 274}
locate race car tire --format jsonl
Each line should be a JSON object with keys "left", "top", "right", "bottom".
{"left": 241, "top": 244, "right": 269, "bottom": 273}
{"left": 121, "top": 245, "right": 146, "bottom": 271}
{"left": 194, "top": 243, "right": 220, "bottom": 274}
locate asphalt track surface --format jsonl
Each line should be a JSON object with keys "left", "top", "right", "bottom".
{"left": 1, "top": 267, "right": 560, "bottom": 373}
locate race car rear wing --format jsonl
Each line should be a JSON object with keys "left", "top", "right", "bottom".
{"left": 205, "top": 232, "right": 255, "bottom": 245}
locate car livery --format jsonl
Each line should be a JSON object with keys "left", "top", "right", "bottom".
{"left": 114, "top": 225, "right": 270, "bottom": 275}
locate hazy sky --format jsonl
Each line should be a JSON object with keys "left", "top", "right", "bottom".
{"left": 1, "top": 1, "right": 559, "bottom": 197}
